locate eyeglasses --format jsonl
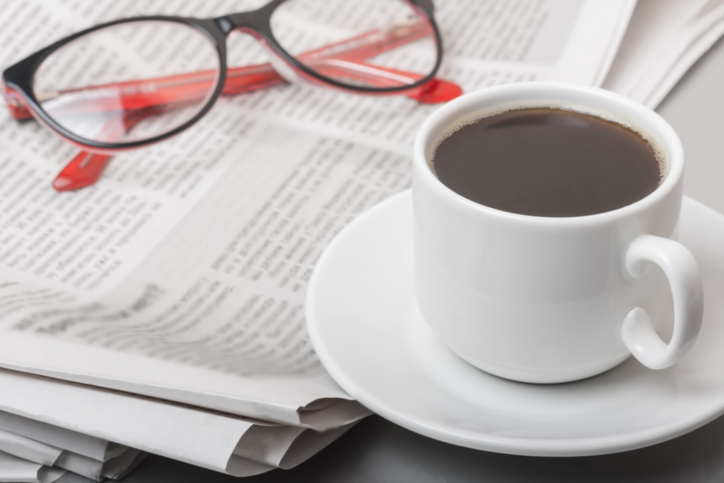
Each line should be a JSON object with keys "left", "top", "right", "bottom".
{"left": 2, "top": 0, "right": 461, "bottom": 191}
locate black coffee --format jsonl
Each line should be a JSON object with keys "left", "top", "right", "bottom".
{"left": 432, "top": 108, "right": 664, "bottom": 217}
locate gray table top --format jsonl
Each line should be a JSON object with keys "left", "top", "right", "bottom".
{"left": 60, "top": 36, "right": 724, "bottom": 483}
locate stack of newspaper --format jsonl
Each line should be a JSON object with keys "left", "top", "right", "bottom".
{"left": 0, "top": 0, "right": 723, "bottom": 480}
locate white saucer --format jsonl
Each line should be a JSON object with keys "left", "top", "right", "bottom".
{"left": 306, "top": 190, "right": 724, "bottom": 456}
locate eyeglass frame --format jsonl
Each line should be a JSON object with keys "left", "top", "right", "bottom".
{"left": 2, "top": 0, "right": 442, "bottom": 152}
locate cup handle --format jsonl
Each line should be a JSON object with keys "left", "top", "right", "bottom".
{"left": 621, "top": 235, "right": 704, "bottom": 370}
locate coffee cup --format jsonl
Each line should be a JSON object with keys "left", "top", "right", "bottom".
{"left": 412, "top": 82, "right": 704, "bottom": 383}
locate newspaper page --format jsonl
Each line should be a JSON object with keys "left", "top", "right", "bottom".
{"left": 0, "top": 0, "right": 635, "bottom": 424}
{"left": 603, "top": 0, "right": 724, "bottom": 108}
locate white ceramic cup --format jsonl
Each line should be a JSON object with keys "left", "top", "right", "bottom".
{"left": 412, "top": 82, "right": 704, "bottom": 384}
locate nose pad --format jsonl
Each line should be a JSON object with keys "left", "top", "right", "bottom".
{"left": 228, "top": 27, "right": 314, "bottom": 86}
{"left": 265, "top": 47, "right": 303, "bottom": 84}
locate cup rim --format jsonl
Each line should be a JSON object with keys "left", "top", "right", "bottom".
{"left": 413, "top": 81, "right": 684, "bottom": 226}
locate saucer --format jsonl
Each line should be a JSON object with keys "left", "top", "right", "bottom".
{"left": 306, "top": 190, "right": 724, "bottom": 456}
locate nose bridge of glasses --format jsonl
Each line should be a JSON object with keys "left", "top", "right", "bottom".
{"left": 221, "top": 22, "right": 301, "bottom": 86}
{"left": 215, "top": 0, "right": 280, "bottom": 36}
{"left": 215, "top": 2, "right": 304, "bottom": 84}
{"left": 414, "top": 0, "right": 436, "bottom": 14}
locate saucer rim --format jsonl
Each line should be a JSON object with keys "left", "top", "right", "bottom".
{"left": 306, "top": 190, "right": 724, "bottom": 456}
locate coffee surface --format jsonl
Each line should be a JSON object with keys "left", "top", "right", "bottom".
{"left": 432, "top": 108, "right": 663, "bottom": 217}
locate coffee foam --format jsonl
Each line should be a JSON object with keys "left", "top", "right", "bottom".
{"left": 429, "top": 104, "right": 668, "bottom": 184}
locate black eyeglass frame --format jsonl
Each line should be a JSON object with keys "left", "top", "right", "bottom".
{"left": 1, "top": 0, "right": 442, "bottom": 151}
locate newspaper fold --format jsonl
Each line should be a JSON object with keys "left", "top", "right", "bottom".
{"left": 604, "top": 0, "right": 724, "bottom": 107}
{"left": 0, "top": 427, "right": 145, "bottom": 481}
{"left": 0, "top": 450, "right": 65, "bottom": 483}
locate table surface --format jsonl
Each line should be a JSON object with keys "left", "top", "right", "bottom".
{"left": 58, "top": 36, "right": 724, "bottom": 483}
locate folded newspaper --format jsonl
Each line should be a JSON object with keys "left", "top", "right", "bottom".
{"left": 0, "top": 0, "right": 722, "bottom": 479}
{"left": 604, "top": 0, "right": 724, "bottom": 109}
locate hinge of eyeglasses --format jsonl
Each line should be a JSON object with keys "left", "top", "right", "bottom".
{"left": 2, "top": 85, "right": 33, "bottom": 120}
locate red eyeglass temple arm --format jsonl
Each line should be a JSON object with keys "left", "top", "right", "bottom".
{"left": 50, "top": 62, "right": 460, "bottom": 191}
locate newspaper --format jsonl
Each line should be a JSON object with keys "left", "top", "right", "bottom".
{"left": 603, "top": 0, "right": 724, "bottom": 108}
{"left": 0, "top": 0, "right": 634, "bottom": 475}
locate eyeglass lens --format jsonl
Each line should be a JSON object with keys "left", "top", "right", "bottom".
{"left": 270, "top": 0, "right": 438, "bottom": 89}
{"left": 33, "top": 20, "right": 221, "bottom": 145}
